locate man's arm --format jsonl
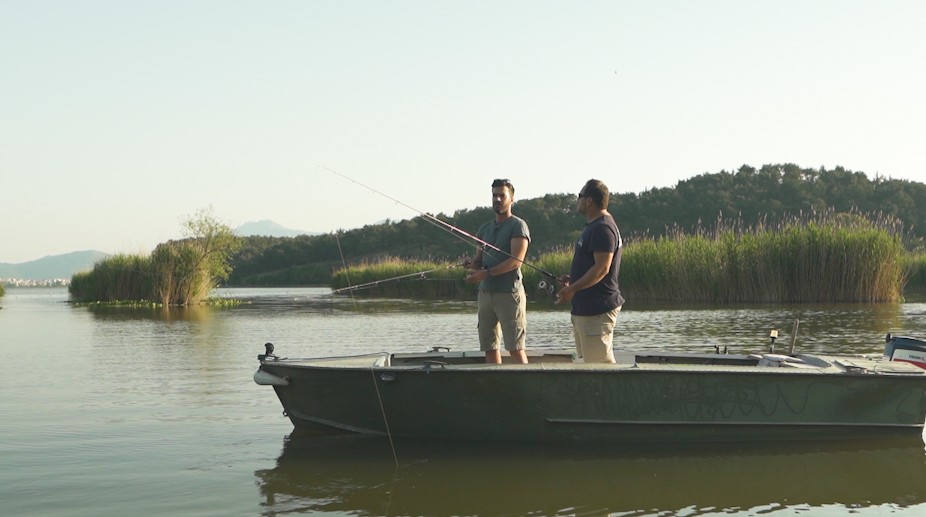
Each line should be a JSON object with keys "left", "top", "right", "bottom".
{"left": 488, "top": 236, "right": 528, "bottom": 276}
{"left": 555, "top": 251, "right": 613, "bottom": 304}
{"left": 468, "top": 236, "right": 528, "bottom": 282}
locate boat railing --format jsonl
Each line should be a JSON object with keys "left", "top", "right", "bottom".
{"left": 387, "top": 349, "right": 820, "bottom": 368}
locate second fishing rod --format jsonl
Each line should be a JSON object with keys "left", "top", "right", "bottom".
{"left": 323, "top": 166, "right": 562, "bottom": 289}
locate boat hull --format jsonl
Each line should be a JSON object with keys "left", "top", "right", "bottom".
{"left": 257, "top": 351, "right": 926, "bottom": 443}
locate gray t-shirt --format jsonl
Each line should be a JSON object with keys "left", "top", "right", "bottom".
{"left": 475, "top": 215, "right": 531, "bottom": 292}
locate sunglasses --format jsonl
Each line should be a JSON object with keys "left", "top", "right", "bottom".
{"left": 492, "top": 178, "right": 512, "bottom": 188}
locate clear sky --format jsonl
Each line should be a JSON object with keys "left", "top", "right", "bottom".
{"left": 4, "top": 1, "right": 925, "bottom": 264}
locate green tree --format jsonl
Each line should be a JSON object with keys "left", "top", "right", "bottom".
{"left": 152, "top": 208, "right": 241, "bottom": 305}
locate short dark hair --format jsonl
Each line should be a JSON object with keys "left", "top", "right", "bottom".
{"left": 582, "top": 179, "right": 609, "bottom": 209}
{"left": 492, "top": 178, "right": 514, "bottom": 196}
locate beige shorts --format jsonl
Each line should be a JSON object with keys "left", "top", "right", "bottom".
{"left": 477, "top": 287, "right": 526, "bottom": 351}
{"left": 571, "top": 307, "right": 621, "bottom": 363}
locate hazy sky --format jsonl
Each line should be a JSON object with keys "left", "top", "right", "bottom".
{"left": 4, "top": 1, "right": 925, "bottom": 263}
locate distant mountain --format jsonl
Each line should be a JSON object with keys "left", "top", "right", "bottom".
{"left": 235, "top": 220, "right": 319, "bottom": 238}
{"left": 0, "top": 250, "right": 107, "bottom": 280}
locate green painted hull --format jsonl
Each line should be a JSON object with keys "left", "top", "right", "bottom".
{"left": 256, "top": 349, "right": 926, "bottom": 443}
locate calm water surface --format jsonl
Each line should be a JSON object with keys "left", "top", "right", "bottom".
{"left": 2, "top": 287, "right": 926, "bottom": 516}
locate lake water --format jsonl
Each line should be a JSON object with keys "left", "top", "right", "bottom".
{"left": 2, "top": 287, "right": 926, "bottom": 516}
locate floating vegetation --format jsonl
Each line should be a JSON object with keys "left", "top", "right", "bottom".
{"left": 72, "top": 299, "right": 164, "bottom": 308}
{"left": 72, "top": 296, "right": 246, "bottom": 308}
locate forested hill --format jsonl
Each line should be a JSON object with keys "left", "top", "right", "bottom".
{"left": 226, "top": 163, "right": 926, "bottom": 286}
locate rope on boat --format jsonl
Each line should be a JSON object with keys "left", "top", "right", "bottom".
{"left": 371, "top": 368, "right": 399, "bottom": 468}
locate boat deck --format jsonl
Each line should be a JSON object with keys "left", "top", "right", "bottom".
{"left": 264, "top": 348, "right": 926, "bottom": 376}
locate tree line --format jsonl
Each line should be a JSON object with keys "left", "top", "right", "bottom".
{"left": 227, "top": 163, "right": 926, "bottom": 286}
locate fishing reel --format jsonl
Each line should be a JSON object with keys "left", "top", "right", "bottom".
{"left": 538, "top": 279, "right": 556, "bottom": 295}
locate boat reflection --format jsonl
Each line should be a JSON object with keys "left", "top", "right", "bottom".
{"left": 255, "top": 433, "right": 926, "bottom": 516}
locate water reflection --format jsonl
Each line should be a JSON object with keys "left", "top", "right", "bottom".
{"left": 256, "top": 434, "right": 926, "bottom": 516}
{"left": 85, "top": 303, "right": 216, "bottom": 322}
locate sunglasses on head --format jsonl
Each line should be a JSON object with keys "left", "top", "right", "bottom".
{"left": 492, "top": 179, "right": 512, "bottom": 188}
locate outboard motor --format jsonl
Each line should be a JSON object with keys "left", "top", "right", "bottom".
{"left": 884, "top": 333, "right": 926, "bottom": 369}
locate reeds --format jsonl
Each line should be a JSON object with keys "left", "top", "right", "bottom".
{"left": 69, "top": 253, "right": 155, "bottom": 303}
{"left": 622, "top": 212, "right": 908, "bottom": 303}
{"left": 331, "top": 257, "right": 475, "bottom": 298}
{"left": 903, "top": 252, "right": 926, "bottom": 294}
{"left": 69, "top": 240, "right": 233, "bottom": 305}
{"left": 521, "top": 248, "right": 570, "bottom": 299}
{"left": 332, "top": 212, "right": 911, "bottom": 303}
{"left": 69, "top": 209, "right": 239, "bottom": 305}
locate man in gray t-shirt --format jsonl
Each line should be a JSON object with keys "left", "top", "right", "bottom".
{"left": 464, "top": 179, "right": 531, "bottom": 364}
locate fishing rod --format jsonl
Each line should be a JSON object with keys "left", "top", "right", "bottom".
{"left": 332, "top": 264, "right": 464, "bottom": 294}
{"left": 321, "top": 166, "right": 562, "bottom": 286}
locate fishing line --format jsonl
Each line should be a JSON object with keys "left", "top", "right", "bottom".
{"left": 321, "top": 165, "right": 561, "bottom": 282}
{"left": 334, "top": 231, "right": 358, "bottom": 310}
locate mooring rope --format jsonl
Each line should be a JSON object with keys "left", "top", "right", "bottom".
{"left": 371, "top": 368, "right": 399, "bottom": 468}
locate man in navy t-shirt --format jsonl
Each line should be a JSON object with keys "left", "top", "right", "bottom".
{"left": 555, "top": 179, "right": 624, "bottom": 363}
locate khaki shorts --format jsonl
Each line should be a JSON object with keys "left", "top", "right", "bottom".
{"left": 477, "top": 287, "right": 526, "bottom": 351}
{"left": 571, "top": 307, "right": 621, "bottom": 363}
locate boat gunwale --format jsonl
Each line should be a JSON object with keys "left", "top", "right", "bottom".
{"left": 258, "top": 350, "right": 926, "bottom": 377}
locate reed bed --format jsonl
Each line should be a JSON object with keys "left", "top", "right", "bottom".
{"left": 69, "top": 253, "right": 155, "bottom": 303}
{"left": 904, "top": 253, "right": 926, "bottom": 294}
{"left": 69, "top": 240, "right": 235, "bottom": 305}
{"left": 331, "top": 258, "right": 475, "bottom": 298}
{"left": 150, "top": 241, "right": 215, "bottom": 306}
{"left": 521, "top": 249, "right": 571, "bottom": 300}
{"left": 333, "top": 216, "right": 910, "bottom": 303}
{"left": 623, "top": 219, "right": 907, "bottom": 303}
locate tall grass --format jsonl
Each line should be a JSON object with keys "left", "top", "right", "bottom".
{"left": 333, "top": 214, "right": 911, "bottom": 303}
{"left": 69, "top": 239, "right": 235, "bottom": 305}
{"left": 521, "top": 248, "right": 570, "bottom": 300}
{"left": 332, "top": 255, "right": 579, "bottom": 299}
{"left": 69, "top": 254, "right": 155, "bottom": 302}
{"left": 622, "top": 215, "right": 908, "bottom": 303}
{"left": 331, "top": 258, "right": 474, "bottom": 298}
{"left": 904, "top": 252, "right": 926, "bottom": 294}
{"left": 69, "top": 209, "right": 238, "bottom": 305}
{"left": 150, "top": 241, "right": 217, "bottom": 306}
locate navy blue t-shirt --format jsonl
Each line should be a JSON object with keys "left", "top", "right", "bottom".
{"left": 569, "top": 215, "right": 624, "bottom": 316}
